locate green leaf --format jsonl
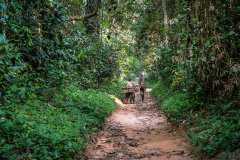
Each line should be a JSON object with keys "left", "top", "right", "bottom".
{"left": 0, "top": 33, "right": 7, "bottom": 45}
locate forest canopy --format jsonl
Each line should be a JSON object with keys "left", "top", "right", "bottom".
{"left": 0, "top": 0, "right": 239, "bottom": 159}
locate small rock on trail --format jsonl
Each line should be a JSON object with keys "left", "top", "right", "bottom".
{"left": 84, "top": 90, "right": 194, "bottom": 160}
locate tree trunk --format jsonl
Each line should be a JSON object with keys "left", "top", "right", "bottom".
{"left": 161, "top": 0, "right": 169, "bottom": 46}
{"left": 84, "top": 0, "right": 101, "bottom": 37}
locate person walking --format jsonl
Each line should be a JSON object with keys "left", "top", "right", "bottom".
{"left": 124, "top": 78, "right": 135, "bottom": 104}
{"left": 139, "top": 72, "right": 145, "bottom": 102}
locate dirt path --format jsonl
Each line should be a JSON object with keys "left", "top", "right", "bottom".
{"left": 84, "top": 90, "right": 194, "bottom": 160}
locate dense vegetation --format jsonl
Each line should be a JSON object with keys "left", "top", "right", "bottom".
{"left": 0, "top": 0, "right": 239, "bottom": 159}
{"left": 140, "top": 0, "right": 240, "bottom": 158}
{"left": 0, "top": 0, "right": 126, "bottom": 159}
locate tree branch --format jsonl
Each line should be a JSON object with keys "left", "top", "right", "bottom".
{"left": 70, "top": 8, "right": 98, "bottom": 21}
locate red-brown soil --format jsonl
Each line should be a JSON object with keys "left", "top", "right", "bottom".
{"left": 84, "top": 91, "right": 194, "bottom": 160}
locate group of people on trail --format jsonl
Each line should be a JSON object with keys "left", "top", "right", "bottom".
{"left": 123, "top": 72, "right": 145, "bottom": 104}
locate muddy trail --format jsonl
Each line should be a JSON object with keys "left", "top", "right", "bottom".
{"left": 84, "top": 90, "right": 194, "bottom": 160}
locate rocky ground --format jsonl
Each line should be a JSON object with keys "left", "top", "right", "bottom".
{"left": 84, "top": 90, "right": 195, "bottom": 160}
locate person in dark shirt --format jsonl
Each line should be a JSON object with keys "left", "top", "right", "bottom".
{"left": 139, "top": 73, "right": 145, "bottom": 102}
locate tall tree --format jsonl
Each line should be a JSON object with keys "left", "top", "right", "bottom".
{"left": 161, "top": 0, "right": 169, "bottom": 46}
{"left": 84, "top": 0, "right": 101, "bottom": 37}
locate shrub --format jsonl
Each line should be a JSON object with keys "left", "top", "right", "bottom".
{"left": 161, "top": 93, "right": 192, "bottom": 122}
{"left": 188, "top": 103, "right": 240, "bottom": 156}
{"left": 151, "top": 81, "right": 240, "bottom": 158}
{"left": 98, "top": 80, "right": 126, "bottom": 99}
{"left": 151, "top": 81, "right": 169, "bottom": 101}
{"left": 151, "top": 81, "right": 193, "bottom": 122}
{"left": 0, "top": 87, "right": 116, "bottom": 160}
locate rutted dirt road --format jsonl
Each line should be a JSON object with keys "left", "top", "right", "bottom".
{"left": 84, "top": 90, "right": 194, "bottom": 160}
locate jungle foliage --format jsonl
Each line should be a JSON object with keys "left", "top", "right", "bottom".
{"left": 0, "top": 0, "right": 125, "bottom": 159}
{"left": 0, "top": 87, "right": 115, "bottom": 160}
{"left": 0, "top": 0, "right": 240, "bottom": 159}
{"left": 141, "top": 0, "right": 240, "bottom": 158}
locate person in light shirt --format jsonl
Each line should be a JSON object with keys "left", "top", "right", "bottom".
{"left": 124, "top": 78, "right": 135, "bottom": 104}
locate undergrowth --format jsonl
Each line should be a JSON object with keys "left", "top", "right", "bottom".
{"left": 98, "top": 80, "right": 126, "bottom": 100}
{"left": 0, "top": 86, "right": 116, "bottom": 160}
{"left": 150, "top": 81, "right": 240, "bottom": 158}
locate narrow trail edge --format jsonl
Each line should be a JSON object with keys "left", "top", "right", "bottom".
{"left": 84, "top": 90, "right": 194, "bottom": 160}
